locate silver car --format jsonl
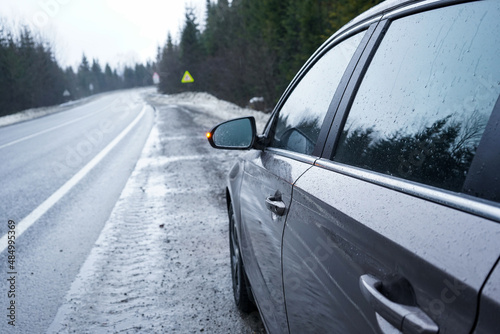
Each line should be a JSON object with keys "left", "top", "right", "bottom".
{"left": 208, "top": 0, "right": 500, "bottom": 333}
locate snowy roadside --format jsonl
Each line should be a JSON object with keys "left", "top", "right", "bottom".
{"left": 145, "top": 90, "right": 270, "bottom": 133}
{"left": 0, "top": 95, "right": 102, "bottom": 128}
{"left": 46, "top": 89, "right": 268, "bottom": 333}
{"left": 0, "top": 88, "right": 153, "bottom": 128}
{"left": 0, "top": 88, "right": 269, "bottom": 131}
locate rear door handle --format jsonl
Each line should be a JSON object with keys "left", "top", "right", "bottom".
{"left": 359, "top": 274, "right": 438, "bottom": 334}
{"left": 265, "top": 196, "right": 286, "bottom": 216}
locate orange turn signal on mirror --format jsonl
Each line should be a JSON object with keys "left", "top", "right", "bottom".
{"left": 206, "top": 132, "right": 212, "bottom": 139}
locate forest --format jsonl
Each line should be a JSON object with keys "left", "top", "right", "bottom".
{"left": 157, "top": 0, "right": 383, "bottom": 110}
{"left": 0, "top": 26, "right": 155, "bottom": 117}
{"left": 1, "top": 0, "right": 382, "bottom": 117}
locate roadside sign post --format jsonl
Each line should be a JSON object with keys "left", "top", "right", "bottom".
{"left": 152, "top": 72, "right": 160, "bottom": 84}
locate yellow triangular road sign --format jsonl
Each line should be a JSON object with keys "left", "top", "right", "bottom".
{"left": 181, "top": 71, "right": 194, "bottom": 83}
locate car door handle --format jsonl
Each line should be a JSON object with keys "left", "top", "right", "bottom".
{"left": 359, "top": 274, "right": 438, "bottom": 334}
{"left": 265, "top": 196, "right": 286, "bottom": 216}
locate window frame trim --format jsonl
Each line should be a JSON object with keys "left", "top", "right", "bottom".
{"left": 314, "top": 23, "right": 380, "bottom": 157}
{"left": 462, "top": 95, "right": 500, "bottom": 202}
{"left": 320, "top": 0, "right": 500, "bottom": 209}
{"left": 322, "top": 0, "right": 485, "bottom": 160}
{"left": 314, "top": 158, "right": 500, "bottom": 223}
{"left": 320, "top": 19, "right": 390, "bottom": 159}
{"left": 262, "top": 18, "right": 381, "bottom": 161}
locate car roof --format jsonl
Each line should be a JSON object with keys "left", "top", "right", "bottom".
{"left": 353, "top": 0, "right": 422, "bottom": 21}
{"left": 332, "top": 0, "right": 469, "bottom": 39}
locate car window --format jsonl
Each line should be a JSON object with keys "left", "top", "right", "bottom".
{"left": 270, "top": 31, "right": 364, "bottom": 155}
{"left": 333, "top": 0, "right": 500, "bottom": 195}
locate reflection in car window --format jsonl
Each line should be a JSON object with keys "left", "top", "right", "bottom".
{"left": 270, "top": 32, "right": 364, "bottom": 155}
{"left": 334, "top": 0, "right": 500, "bottom": 193}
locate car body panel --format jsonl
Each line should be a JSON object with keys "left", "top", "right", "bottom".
{"left": 283, "top": 161, "right": 500, "bottom": 333}
{"left": 473, "top": 261, "right": 500, "bottom": 332}
{"left": 236, "top": 149, "right": 313, "bottom": 333}
{"left": 213, "top": 0, "right": 500, "bottom": 333}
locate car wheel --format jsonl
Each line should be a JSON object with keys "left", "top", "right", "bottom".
{"left": 229, "top": 204, "right": 254, "bottom": 313}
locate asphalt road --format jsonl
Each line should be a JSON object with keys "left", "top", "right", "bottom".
{"left": 0, "top": 89, "right": 266, "bottom": 333}
{"left": 0, "top": 90, "right": 155, "bottom": 333}
{"left": 43, "top": 94, "right": 266, "bottom": 333}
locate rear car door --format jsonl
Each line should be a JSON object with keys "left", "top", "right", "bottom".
{"left": 282, "top": 1, "right": 500, "bottom": 333}
{"left": 473, "top": 261, "right": 500, "bottom": 332}
{"left": 237, "top": 30, "right": 367, "bottom": 333}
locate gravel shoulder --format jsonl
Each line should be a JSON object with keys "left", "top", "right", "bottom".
{"left": 46, "top": 89, "right": 267, "bottom": 333}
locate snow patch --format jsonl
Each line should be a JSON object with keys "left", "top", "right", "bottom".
{"left": 145, "top": 90, "right": 269, "bottom": 132}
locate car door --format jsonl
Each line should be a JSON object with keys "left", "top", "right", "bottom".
{"left": 282, "top": 1, "right": 500, "bottom": 333}
{"left": 473, "top": 261, "right": 500, "bottom": 332}
{"left": 237, "top": 30, "right": 367, "bottom": 333}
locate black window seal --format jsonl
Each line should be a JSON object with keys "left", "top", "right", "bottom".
{"left": 321, "top": 19, "right": 391, "bottom": 159}
{"left": 462, "top": 95, "right": 500, "bottom": 203}
{"left": 312, "top": 22, "right": 380, "bottom": 157}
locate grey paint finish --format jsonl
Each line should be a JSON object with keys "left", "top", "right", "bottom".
{"left": 283, "top": 164, "right": 500, "bottom": 333}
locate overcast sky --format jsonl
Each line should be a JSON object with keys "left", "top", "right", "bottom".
{"left": 0, "top": 0, "right": 208, "bottom": 70}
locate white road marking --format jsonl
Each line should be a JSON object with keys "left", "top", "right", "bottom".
{"left": 0, "top": 106, "right": 148, "bottom": 254}
{"left": 0, "top": 103, "right": 113, "bottom": 150}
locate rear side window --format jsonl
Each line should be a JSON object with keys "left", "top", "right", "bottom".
{"left": 333, "top": 0, "right": 500, "bottom": 194}
{"left": 270, "top": 32, "right": 364, "bottom": 155}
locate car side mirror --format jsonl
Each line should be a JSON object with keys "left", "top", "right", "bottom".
{"left": 207, "top": 117, "right": 257, "bottom": 150}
